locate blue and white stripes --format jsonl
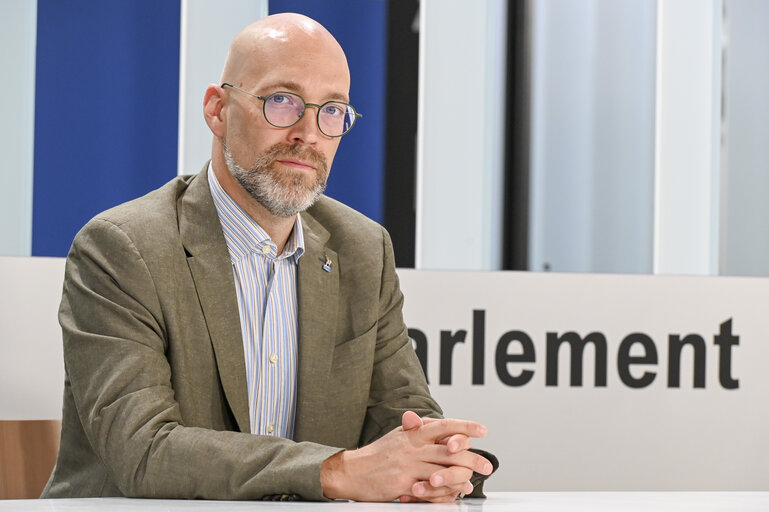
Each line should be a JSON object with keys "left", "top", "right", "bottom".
{"left": 208, "top": 165, "right": 303, "bottom": 438}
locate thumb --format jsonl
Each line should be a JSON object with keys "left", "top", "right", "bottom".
{"left": 401, "top": 411, "right": 424, "bottom": 431}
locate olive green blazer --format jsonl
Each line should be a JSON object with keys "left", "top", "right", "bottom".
{"left": 42, "top": 166, "right": 441, "bottom": 500}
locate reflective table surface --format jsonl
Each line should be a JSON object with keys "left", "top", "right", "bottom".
{"left": 1, "top": 492, "right": 768, "bottom": 511}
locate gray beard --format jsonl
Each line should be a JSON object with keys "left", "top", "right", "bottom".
{"left": 222, "top": 140, "right": 328, "bottom": 218}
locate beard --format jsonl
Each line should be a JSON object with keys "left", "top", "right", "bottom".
{"left": 222, "top": 140, "right": 329, "bottom": 218}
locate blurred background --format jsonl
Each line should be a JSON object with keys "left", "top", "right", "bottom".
{"left": 1, "top": 0, "right": 767, "bottom": 275}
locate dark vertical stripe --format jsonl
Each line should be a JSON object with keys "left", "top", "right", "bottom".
{"left": 32, "top": 0, "right": 180, "bottom": 257}
{"left": 269, "top": 0, "right": 387, "bottom": 225}
{"left": 383, "top": 0, "right": 419, "bottom": 268}
{"left": 502, "top": 0, "right": 532, "bottom": 270}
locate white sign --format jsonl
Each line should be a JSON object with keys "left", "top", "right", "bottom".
{"left": 2, "top": 258, "right": 767, "bottom": 491}
{"left": 398, "top": 270, "right": 769, "bottom": 491}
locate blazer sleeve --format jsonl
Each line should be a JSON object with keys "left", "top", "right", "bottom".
{"left": 358, "top": 227, "right": 443, "bottom": 442}
{"left": 58, "top": 218, "right": 341, "bottom": 500}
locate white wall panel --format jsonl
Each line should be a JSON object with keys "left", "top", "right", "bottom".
{"left": 654, "top": 0, "right": 722, "bottom": 274}
{"left": 416, "top": 0, "right": 507, "bottom": 270}
{"left": 0, "top": 257, "right": 65, "bottom": 420}
{"left": 0, "top": 2, "right": 37, "bottom": 256}
{"left": 178, "top": 0, "right": 268, "bottom": 175}
{"left": 529, "top": 0, "right": 657, "bottom": 274}
{"left": 720, "top": 0, "right": 769, "bottom": 276}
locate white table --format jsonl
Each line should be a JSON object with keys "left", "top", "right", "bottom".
{"left": 2, "top": 492, "right": 768, "bottom": 511}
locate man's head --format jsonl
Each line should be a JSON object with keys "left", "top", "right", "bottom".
{"left": 204, "top": 13, "right": 352, "bottom": 218}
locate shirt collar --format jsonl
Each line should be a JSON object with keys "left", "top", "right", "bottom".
{"left": 208, "top": 162, "right": 305, "bottom": 264}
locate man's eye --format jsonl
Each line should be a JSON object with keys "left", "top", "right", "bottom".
{"left": 323, "top": 104, "right": 343, "bottom": 116}
{"left": 271, "top": 94, "right": 290, "bottom": 104}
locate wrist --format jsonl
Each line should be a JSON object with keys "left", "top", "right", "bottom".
{"left": 321, "top": 449, "right": 350, "bottom": 500}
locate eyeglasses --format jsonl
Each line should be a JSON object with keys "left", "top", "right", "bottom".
{"left": 221, "top": 83, "right": 362, "bottom": 137}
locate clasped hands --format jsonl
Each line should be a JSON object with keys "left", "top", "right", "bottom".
{"left": 321, "top": 411, "right": 492, "bottom": 503}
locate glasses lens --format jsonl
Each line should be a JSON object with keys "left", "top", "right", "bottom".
{"left": 263, "top": 92, "right": 304, "bottom": 128}
{"left": 318, "top": 102, "right": 357, "bottom": 137}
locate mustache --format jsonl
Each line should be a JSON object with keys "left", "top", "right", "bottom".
{"left": 263, "top": 142, "right": 328, "bottom": 173}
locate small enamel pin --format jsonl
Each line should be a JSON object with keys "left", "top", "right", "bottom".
{"left": 322, "top": 255, "right": 333, "bottom": 272}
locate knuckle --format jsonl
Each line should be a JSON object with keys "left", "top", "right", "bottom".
{"left": 395, "top": 476, "right": 412, "bottom": 491}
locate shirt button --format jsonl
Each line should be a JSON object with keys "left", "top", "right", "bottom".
{"left": 261, "top": 245, "right": 271, "bottom": 255}
{"left": 267, "top": 424, "right": 275, "bottom": 434}
{"left": 269, "top": 353, "right": 278, "bottom": 363}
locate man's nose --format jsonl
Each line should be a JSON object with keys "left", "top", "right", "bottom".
{"left": 286, "top": 106, "right": 322, "bottom": 145}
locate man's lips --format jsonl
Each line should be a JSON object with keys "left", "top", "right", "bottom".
{"left": 277, "top": 158, "right": 316, "bottom": 171}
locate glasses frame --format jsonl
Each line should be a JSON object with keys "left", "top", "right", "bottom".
{"left": 221, "top": 82, "right": 362, "bottom": 138}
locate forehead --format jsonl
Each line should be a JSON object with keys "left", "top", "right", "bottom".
{"left": 247, "top": 32, "right": 350, "bottom": 102}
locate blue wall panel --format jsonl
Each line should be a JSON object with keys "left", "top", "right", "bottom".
{"left": 32, "top": 0, "right": 180, "bottom": 257}
{"left": 269, "top": 0, "right": 387, "bottom": 224}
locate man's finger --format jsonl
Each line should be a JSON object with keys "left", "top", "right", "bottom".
{"left": 401, "top": 411, "right": 424, "bottom": 431}
{"left": 420, "top": 444, "right": 493, "bottom": 476}
{"left": 410, "top": 481, "right": 463, "bottom": 502}
{"left": 429, "top": 466, "right": 475, "bottom": 490}
{"left": 416, "top": 417, "right": 487, "bottom": 443}
{"left": 438, "top": 433, "right": 471, "bottom": 453}
{"left": 401, "top": 493, "right": 459, "bottom": 504}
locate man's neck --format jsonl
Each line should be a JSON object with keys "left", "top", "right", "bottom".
{"left": 211, "top": 159, "right": 296, "bottom": 254}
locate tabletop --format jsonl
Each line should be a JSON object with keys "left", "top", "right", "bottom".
{"left": 2, "top": 492, "right": 768, "bottom": 511}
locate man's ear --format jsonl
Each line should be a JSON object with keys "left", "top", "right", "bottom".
{"left": 203, "top": 84, "right": 226, "bottom": 137}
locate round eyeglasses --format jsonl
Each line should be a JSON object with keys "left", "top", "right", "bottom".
{"left": 221, "top": 83, "right": 362, "bottom": 137}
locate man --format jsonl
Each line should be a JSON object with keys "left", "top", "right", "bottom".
{"left": 42, "top": 13, "right": 494, "bottom": 502}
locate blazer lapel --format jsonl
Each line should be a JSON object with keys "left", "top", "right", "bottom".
{"left": 293, "top": 209, "right": 339, "bottom": 441}
{"left": 178, "top": 165, "right": 251, "bottom": 433}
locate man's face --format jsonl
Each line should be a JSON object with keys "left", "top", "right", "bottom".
{"left": 221, "top": 34, "right": 350, "bottom": 218}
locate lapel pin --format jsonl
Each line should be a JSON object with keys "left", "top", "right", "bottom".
{"left": 323, "top": 255, "right": 333, "bottom": 272}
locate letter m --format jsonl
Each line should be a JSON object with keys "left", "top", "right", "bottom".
{"left": 546, "top": 331, "right": 608, "bottom": 387}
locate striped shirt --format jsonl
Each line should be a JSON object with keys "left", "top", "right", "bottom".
{"left": 208, "top": 165, "right": 303, "bottom": 438}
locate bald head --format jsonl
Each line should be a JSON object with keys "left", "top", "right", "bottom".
{"left": 221, "top": 13, "right": 350, "bottom": 96}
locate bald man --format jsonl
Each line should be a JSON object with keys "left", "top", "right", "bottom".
{"left": 43, "top": 14, "right": 494, "bottom": 503}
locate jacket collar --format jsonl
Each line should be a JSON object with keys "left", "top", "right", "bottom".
{"left": 293, "top": 207, "right": 340, "bottom": 441}
{"left": 178, "top": 164, "right": 251, "bottom": 432}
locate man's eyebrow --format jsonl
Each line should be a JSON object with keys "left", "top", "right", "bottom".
{"left": 260, "top": 81, "right": 349, "bottom": 103}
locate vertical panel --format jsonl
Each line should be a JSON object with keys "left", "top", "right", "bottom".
{"left": 590, "top": 0, "right": 656, "bottom": 274}
{"left": 268, "top": 0, "right": 387, "bottom": 224}
{"left": 528, "top": 0, "right": 596, "bottom": 273}
{"left": 528, "top": 0, "right": 656, "bottom": 274}
{"left": 502, "top": 0, "right": 532, "bottom": 271}
{"left": 720, "top": 0, "right": 769, "bottom": 276}
{"left": 383, "top": 0, "right": 420, "bottom": 268}
{"left": 178, "top": 0, "right": 268, "bottom": 176}
{"left": 0, "top": 2, "right": 37, "bottom": 256}
{"left": 654, "top": 0, "right": 722, "bottom": 274}
{"left": 0, "top": 420, "right": 61, "bottom": 499}
{"left": 416, "top": 0, "right": 508, "bottom": 270}
{"left": 0, "top": 256, "right": 66, "bottom": 420}
{"left": 32, "top": 0, "right": 180, "bottom": 257}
